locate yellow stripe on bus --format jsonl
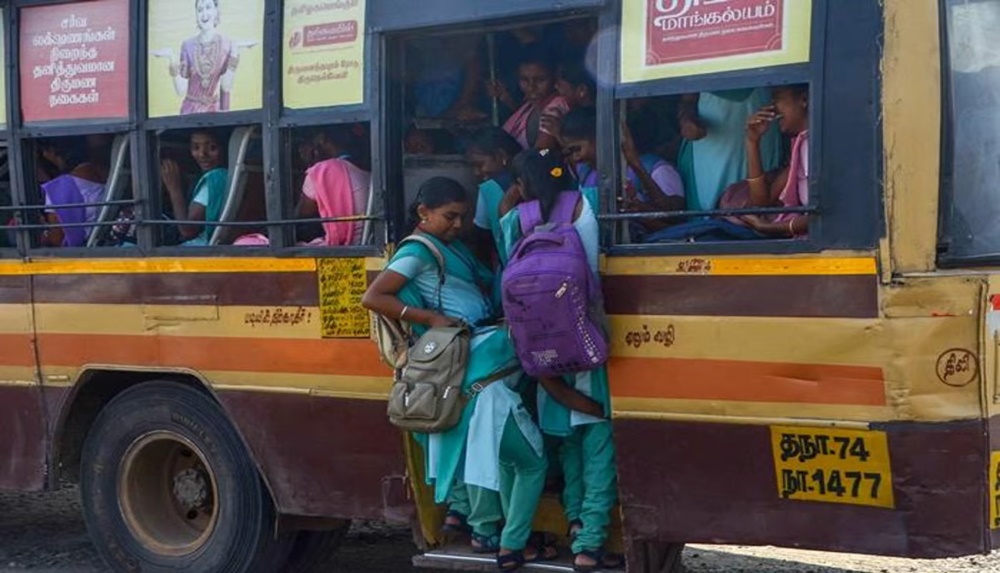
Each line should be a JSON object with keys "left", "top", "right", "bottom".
{"left": 603, "top": 255, "right": 878, "bottom": 276}
{"left": 0, "top": 257, "right": 388, "bottom": 276}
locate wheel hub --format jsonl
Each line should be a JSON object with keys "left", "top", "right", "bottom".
{"left": 172, "top": 467, "right": 211, "bottom": 511}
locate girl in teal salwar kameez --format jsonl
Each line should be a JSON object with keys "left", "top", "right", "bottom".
{"left": 498, "top": 150, "right": 623, "bottom": 573}
{"left": 363, "top": 177, "right": 554, "bottom": 570}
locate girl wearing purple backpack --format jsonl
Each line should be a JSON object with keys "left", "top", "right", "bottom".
{"left": 498, "top": 150, "right": 623, "bottom": 572}
{"left": 362, "top": 177, "right": 558, "bottom": 570}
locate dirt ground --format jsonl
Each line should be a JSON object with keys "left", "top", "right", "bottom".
{"left": 2, "top": 486, "right": 998, "bottom": 572}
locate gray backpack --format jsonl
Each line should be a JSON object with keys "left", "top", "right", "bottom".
{"left": 377, "top": 235, "right": 472, "bottom": 433}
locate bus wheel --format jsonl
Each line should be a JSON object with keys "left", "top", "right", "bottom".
{"left": 280, "top": 524, "right": 350, "bottom": 573}
{"left": 80, "top": 381, "right": 278, "bottom": 573}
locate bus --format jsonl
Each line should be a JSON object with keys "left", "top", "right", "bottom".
{"left": 0, "top": 0, "right": 996, "bottom": 571}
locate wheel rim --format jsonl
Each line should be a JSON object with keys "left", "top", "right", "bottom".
{"left": 117, "top": 431, "right": 220, "bottom": 557}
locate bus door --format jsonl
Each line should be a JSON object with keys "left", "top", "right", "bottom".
{"left": 377, "top": 3, "right": 622, "bottom": 571}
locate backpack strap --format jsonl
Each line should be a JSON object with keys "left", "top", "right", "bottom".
{"left": 518, "top": 191, "right": 581, "bottom": 235}
{"left": 399, "top": 234, "right": 446, "bottom": 311}
{"left": 549, "top": 191, "right": 581, "bottom": 225}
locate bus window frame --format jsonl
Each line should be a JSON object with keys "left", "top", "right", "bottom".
{"left": 935, "top": 0, "right": 1000, "bottom": 268}
{"left": 5, "top": 0, "right": 143, "bottom": 258}
{"left": 597, "top": 0, "right": 882, "bottom": 257}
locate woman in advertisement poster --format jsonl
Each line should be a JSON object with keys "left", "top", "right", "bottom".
{"left": 152, "top": 0, "right": 258, "bottom": 115}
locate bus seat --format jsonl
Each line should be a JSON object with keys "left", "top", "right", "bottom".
{"left": 210, "top": 126, "right": 257, "bottom": 246}
{"left": 86, "top": 134, "right": 131, "bottom": 247}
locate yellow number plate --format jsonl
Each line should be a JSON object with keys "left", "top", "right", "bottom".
{"left": 770, "top": 426, "right": 895, "bottom": 509}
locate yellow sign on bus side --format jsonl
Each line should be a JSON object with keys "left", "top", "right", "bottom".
{"left": 770, "top": 425, "right": 895, "bottom": 509}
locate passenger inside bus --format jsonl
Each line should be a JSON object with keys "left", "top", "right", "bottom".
{"left": 559, "top": 107, "right": 685, "bottom": 239}
{"left": 36, "top": 137, "right": 111, "bottom": 248}
{"left": 295, "top": 124, "right": 372, "bottom": 246}
{"left": 493, "top": 45, "right": 569, "bottom": 151}
{"left": 738, "top": 84, "right": 811, "bottom": 238}
{"left": 160, "top": 129, "right": 228, "bottom": 246}
{"left": 465, "top": 127, "right": 522, "bottom": 270}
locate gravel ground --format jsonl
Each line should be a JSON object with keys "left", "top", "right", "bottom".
{"left": 2, "top": 486, "right": 999, "bottom": 572}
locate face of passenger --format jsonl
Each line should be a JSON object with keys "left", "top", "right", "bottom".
{"left": 519, "top": 63, "right": 555, "bottom": 104}
{"left": 196, "top": 0, "right": 219, "bottom": 33}
{"left": 562, "top": 136, "right": 596, "bottom": 167}
{"left": 773, "top": 88, "right": 809, "bottom": 135}
{"left": 418, "top": 201, "right": 467, "bottom": 242}
{"left": 190, "top": 132, "right": 222, "bottom": 172}
{"left": 467, "top": 150, "right": 506, "bottom": 182}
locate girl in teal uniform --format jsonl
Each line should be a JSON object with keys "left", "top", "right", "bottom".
{"left": 498, "top": 151, "right": 623, "bottom": 572}
{"left": 466, "top": 128, "right": 524, "bottom": 270}
{"left": 362, "top": 177, "right": 555, "bottom": 570}
{"left": 159, "top": 129, "right": 228, "bottom": 246}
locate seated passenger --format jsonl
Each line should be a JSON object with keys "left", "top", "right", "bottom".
{"left": 38, "top": 140, "right": 109, "bottom": 248}
{"left": 362, "top": 177, "right": 555, "bottom": 570}
{"left": 497, "top": 150, "right": 621, "bottom": 573}
{"left": 740, "top": 84, "right": 811, "bottom": 238}
{"left": 160, "top": 129, "right": 228, "bottom": 246}
{"left": 296, "top": 126, "right": 371, "bottom": 246}
{"left": 676, "top": 89, "right": 783, "bottom": 211}
{"left": 465, "top": 127, "right": 524, "bottom": 268}
{"left": 559, "top": 107, "right": 685, "bottom": 238}
{"left": 491, "top": 45, "right": 569, "bottom": 151}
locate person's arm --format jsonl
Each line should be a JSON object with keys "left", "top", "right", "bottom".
{"left": 537, "top": 376, "right": 604, "bottom": 418}
{"left": 161, "top": 159, "right": 204, "bottom": 240}
{"left": 745, "top": 106, "right": 778, "bottom": 207}
{"left": 498, "top": 181, "right": 523, "bottom": 219}
{"left": 678, "top": 93, "right": 706, "bottom": 141}
{"left": 169, "top": 47, "right": 189, "bottom": 98}
{"left": 362, "top": 268, "right": 459, "bottom": 328}
{"left": 621, "top": 123, "right": 684, "bottom": 213}
{"left": 743, "top": 214, "right": 807, "bottom": 237}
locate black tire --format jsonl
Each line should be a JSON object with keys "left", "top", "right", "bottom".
{"left": 279, "top": 523, "right": 350, "bottom": 573}
{"left": 80, "top": 381, "right": 281, "bottom": 573}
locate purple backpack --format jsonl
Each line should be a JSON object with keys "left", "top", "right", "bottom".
{"left": 501, "top": 191, "right": 609, "bottom": 377}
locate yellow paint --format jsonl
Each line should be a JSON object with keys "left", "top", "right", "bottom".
{"left": 34, "top": 303, "right": 321, "bottom": 339}
{"left": 620, "top": 0, "right": 812, "bottom": 83}
{"left": 0, "top": 305, "right": 33, "bottom": 335}
{"left": 0, "top": 256, "right": 386, "bottom": 276}
{"left": 612, "top": 398, "right": 889, "bottom": 425}
{"left": 603, "top": 255, "right": 877, "bottom": 277}
{"left": 882, "top": 0, "right": 942, "bottom": 274}
{"left": 770, "top": 426, "right": 894, "bottom": 509}
{"left": 317, "top": 258, "right": 370, "bottom": 338}
{"left": 990, "top": 452, "right": 1000, "bottom": 529}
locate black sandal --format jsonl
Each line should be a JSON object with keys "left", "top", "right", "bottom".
{"left": 472, "top": 532, "right": 501, "bottom": 554}
{"left": 496, "top": 549, "right": 525, "bottom": 571}
{"left": 527, "top": 532, "right": 560, "bottom": 561}
{"left": 573, "top": 548, "right": 625, "bottom": 572}
{"left": 441, "top": 510, "right": 472, "bottom": 536}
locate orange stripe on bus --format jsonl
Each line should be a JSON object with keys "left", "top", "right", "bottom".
{"left": 0, "top": 334, "right": 37, "bottom": 368}
{"left": 609, "top": 357, "right": 886, "bottom": 406}
{"left": 35, "top": 334, "right": 387, "bottom": 378}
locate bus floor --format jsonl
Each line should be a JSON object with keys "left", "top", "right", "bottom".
{"left": 415, "top": 542, "right": 578, "bottom": 572}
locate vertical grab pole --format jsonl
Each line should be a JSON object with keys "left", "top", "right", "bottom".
{"left": 487, "top": 32, "right": 499, "bottom": 126}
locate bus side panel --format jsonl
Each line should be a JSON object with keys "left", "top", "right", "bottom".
{"left": 218, "top": 392, "right": 410, "bottom": 521}
{"left": 614, "top": 418, "right": 987, "bottom": 559}
{"left": 0, "top": 275, "right": 47, "bottom": 491}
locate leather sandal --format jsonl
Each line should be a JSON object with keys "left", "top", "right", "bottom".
{"left": 573, "top": 548, "right": 625, "bottom": 572}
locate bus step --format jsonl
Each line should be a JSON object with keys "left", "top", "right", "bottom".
{"left": 413, "top": 545, "right": 575, "bottom": 572}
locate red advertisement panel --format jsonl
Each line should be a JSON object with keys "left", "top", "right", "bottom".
{"left": 19, "top": 0, "right": 130, "bottom": 123}
{"left": 646, "top": 0, "right": 783, "bottom": 66}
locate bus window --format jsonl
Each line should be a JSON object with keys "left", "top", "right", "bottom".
{"left": 397, "top": 17, "right": 599, "bottom": 239}
{"left": 940, "top": 0, "right": 1000, "bottom": 261}
{"left": 612, "top": 85, "right": 812, "bottom": 245}
{"left": 154, "top": 126, "right": 265, "bottom": 247}
{"left": 285, "top": 123, "right": 377, "bottom": 247}
{"left": 22, "top": 133, "right": 133, "bottom": 249}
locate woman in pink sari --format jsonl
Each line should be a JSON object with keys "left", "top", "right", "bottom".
{"left": 153, "top": 0, "right": 258, "bottom": 115}
{"left": 297, "top": 126, "right": 371, "bottom": 246}
{"left": 741, "top": 84, "right": 811, "bottom": 238}
{"left": 490, "top": 45, "right": 569, "bottom": 151}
